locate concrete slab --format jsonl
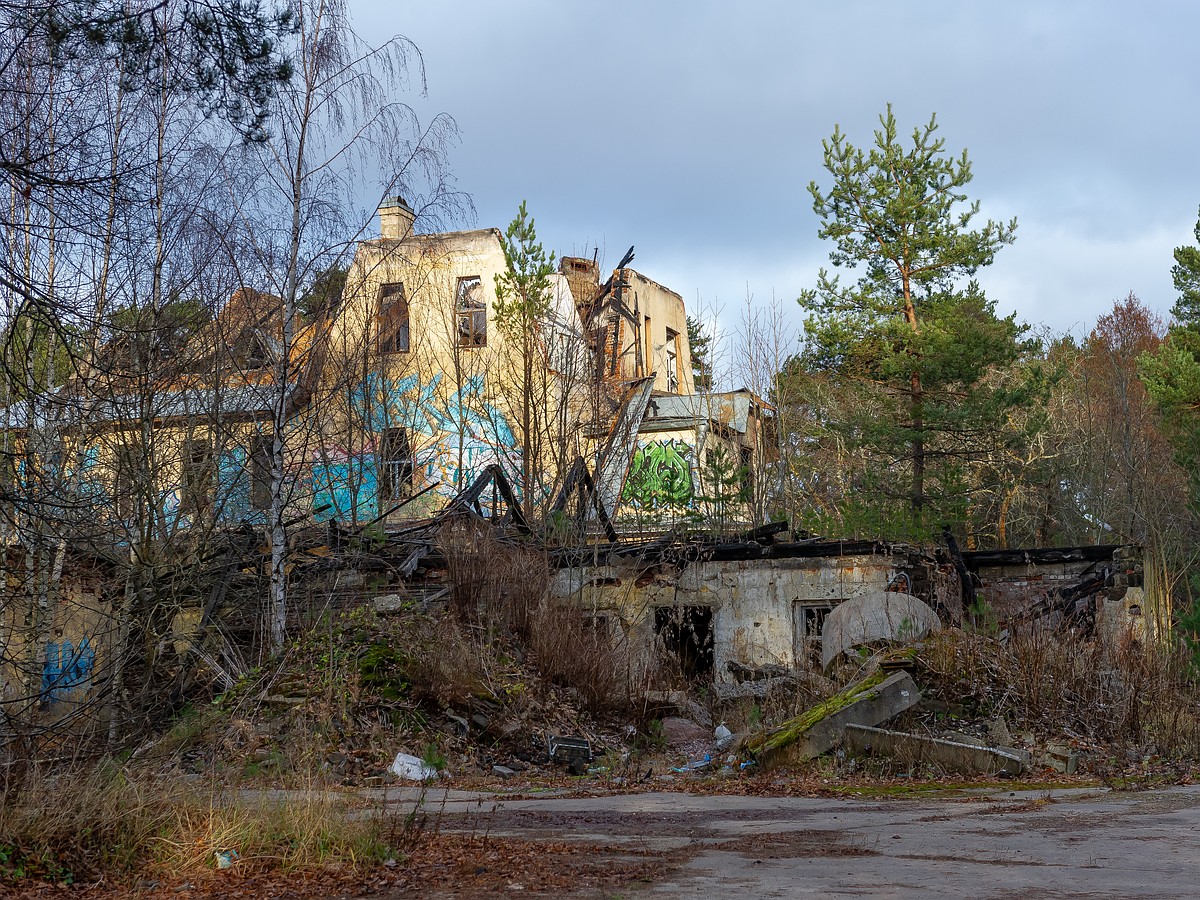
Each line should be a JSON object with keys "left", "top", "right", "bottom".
{"left": 745, "top": 671, "right": 921, "bottom": 768}
{"left": 844, "top": 723, "right": 1027, "bottom": 775}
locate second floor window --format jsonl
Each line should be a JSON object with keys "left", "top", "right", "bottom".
{"left": 378, "top": 282, "right": 409, "bottom": 354}
{"left": 665, "top": 327, "right": 680, "bottom": 392}
{"left": 456, "top": 276, "right": 486, "bottom": 347}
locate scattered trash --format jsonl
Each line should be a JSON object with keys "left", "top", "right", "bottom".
{"left": 391, "top": 752, "right": 438, "bottom": 781}
{"left": 547, "top": 734, "right": 592, "bottom": 775}
{"left": 714, "top": 724, "right": 734, "bottom": 751}
{"left": 215, "top": 850, "right": 238, "bottom": 870}
{"left": 671, "top": 754, "right": 713, "bottom": 773}
{"left": 739, "top": 760, "right": 757, "bottom": 770}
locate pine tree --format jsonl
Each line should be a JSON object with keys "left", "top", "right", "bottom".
{"left": 494, "top": 201, "right": 556, "bottom": 520}
{"left": 799, "top": 106, "right": 1038, "bottom": 538}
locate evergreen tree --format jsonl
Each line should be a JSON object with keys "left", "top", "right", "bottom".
{"left": 494, "top": 201, "right": 556, "bottom": 519}
{"left": 798, "top": 106, "right": 1039, "bottom": 538}
{"left": 686, "top": 314, "right": 713, "bottom": 391}
{"left": 1140, "top": 207, "right": 1200, "bottom": 499}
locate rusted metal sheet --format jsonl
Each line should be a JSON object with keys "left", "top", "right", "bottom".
{"left": 591, "top": 376, "right": 655, "bottom": 524}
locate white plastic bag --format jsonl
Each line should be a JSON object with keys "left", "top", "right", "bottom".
{"left": 714, "top": 724, "right": 734, "bottom": 751}
{"left": 391, "top": 752, "right": 438, "bottom": 781}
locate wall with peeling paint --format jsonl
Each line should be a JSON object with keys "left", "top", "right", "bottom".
{"left": 551, "top": 552, "right": 905, "bottom": 684}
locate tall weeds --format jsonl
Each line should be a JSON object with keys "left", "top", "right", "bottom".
{"left": 917, "top": 627, "right": 1200, "bottom": 756}
{"left": 0, "top": 763, "right": 394, "bottom": 883}
{"left": 439, "top": 524, "right": 623, "bottom": 711}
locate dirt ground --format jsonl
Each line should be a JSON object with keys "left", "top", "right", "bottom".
{"left": 13, "top": 782, "right": 1200, "bottom": 898}
{"left": 398, "top": 783, "right": 1200, "bottom": 898}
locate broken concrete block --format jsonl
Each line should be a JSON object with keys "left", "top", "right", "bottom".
{"left": 491, "top": 765, "right": 516, "bottom": 779}
{"left": 1038, "top": 743, "right": 1079, "bottom": 775}
{"left": 373, "top": 593, "right": 406, "bottom": 613}
{"left": 845, "top": 724, "right": 1026, "bottom": 776}
{"left": 821, "top": 591, "right": 941, "bottom": 669}
{"left": 742, "top": 671, "right": 921, "bottom": 769}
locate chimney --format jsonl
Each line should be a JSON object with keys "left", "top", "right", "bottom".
{"left": 379, "top": 195, "right": 416, "bottom": 239}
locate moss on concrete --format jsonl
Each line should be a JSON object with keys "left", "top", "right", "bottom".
{"left": 744, "top": 670, "right": 889, "bottom": 758}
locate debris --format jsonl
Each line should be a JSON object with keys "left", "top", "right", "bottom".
{"left": 671, "top": 754, "right": 712, "bottom": 773}
{"left": 547, "top": 734, "right": 592, "bottom": 775}
{"left": 215, "top": 850, "right": 238, "bottom": 870}
{"left": 1038, "top": 743, "right": 1080, "bottom": 775}
{"left": 844, "top": 724, "right": 1027, "bottom": 776}
{"left": 741, "top": 671, "right": 921, "bottom": 769}
{"left": 726, "top": 660, "right": 791, "bottom": 683}
{"left": 821, "top": 591, "right": 941, "bottom": 669}
{"left": 714, "top": 724, "right": 734, "bottom": 751}
{"left": 492, "top": 765, "right": 516, "bottom": 779}
{"left": 661, "top": 716, "right": 709, "bottom": 747}
{"left": 373, "top": 593, "right": 406, "bottom": 613}
{"left": 391, "top": 752, "right": 438, "bottom": 781}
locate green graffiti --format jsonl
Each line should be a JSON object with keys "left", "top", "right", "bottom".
{"left": 623, "top": 440, "right": 694, "bottom": 509}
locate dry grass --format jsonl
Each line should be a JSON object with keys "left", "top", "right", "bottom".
{"left": 0, "top": 764, "right": 398, "bottom": 884}
{"left": 916, "top": 627, "right": 1200, "bottom": 757}
{"left": 440, "top": 524, "right": 626, "bottom": 712}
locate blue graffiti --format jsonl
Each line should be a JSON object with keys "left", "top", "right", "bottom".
{"left": 352, "top": 372, "right": 515, "bottom": 448}
{"left": 311, "top": 458, "right": 379, "bottom": 523}
{"left": 315, "top": 373, "right": 520, "bottom": 523}
{"left": 42, "top": 637, "right": 95, "bottom": 703}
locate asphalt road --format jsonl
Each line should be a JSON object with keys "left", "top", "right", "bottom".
{"left": 413, "top": 784, "right": 1200, "bottom": 898}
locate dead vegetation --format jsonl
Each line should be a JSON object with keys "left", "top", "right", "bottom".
{"left": 0, "top": 763, "right": 398, "bottom": 884}
{"left": 914, "top": 627, "right": 1200, "bottom": 762}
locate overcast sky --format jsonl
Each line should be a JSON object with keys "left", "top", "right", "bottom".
{"left": 353, "top": 1, "right": 1199, "bottom": 345}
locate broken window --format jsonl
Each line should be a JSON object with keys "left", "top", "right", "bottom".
{"left": 455, "top": 276, "right": 486, "bottom": 347}
{"left": 654, "top": 606, "right": 714, "bottom": 682}
{"left": 793, "top": 601, "right": 834, "bottom": 668}
{"left": 242, "top": 332, "right": 270, "bottom": 369}
{"left": 643, "top": 316, "right": 653, "bottom": 377}
{"left": 248, "top": 435, "right": 272, "bottom": 512}
{"left": 182, "top": 439, "right": 214, "bottom": 517}
{"left": 378, "top": 426, "right": 414, "bottom": 505}
{"left": 664, "top": 327, "right": 679, "bottom": 392}
{"left": 377, "top": 282, "right": 409, "bottom": 354}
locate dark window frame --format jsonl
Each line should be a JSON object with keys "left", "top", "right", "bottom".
{"left": 182, "top": 438, "right": 214, "bottom": 517}
{"left": 378, "top": 426, "right": 414, "bottom": 505}
{"left": 377, "top": 282, "right": 410, "bottom": 354}
{"left": 248, "top": 435, "right": 272, "bottom": 512}
{"left": 455, "top": 276, "right": 486, "bottom": 348}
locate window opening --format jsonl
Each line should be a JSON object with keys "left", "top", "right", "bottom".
{"left": 793, "top": 601, "right": 835, "bottom": 669}
{"left": 377, "top": 282, "right": 409, "bottom": 354}
{"left": 739, "top": 445, "right": 754, "bottom": 502}
{"left": 456, "top": 276, "right": 486, "bottom": 347}
{"left": 249, "top": 435, "right": 272, "bottom": 512}
{"left": 378, "top": 426, "right": 414, "bottom": 505}
{"left": 643, "top": 315, "right": 653, "bottom": 377}
{"left": 182, "top": 439, "right": 214, "bottom": 516}
{"left": 653, "top": 606, "right": 714, "bottom": 682}
{"left": 664, "top": 327, "right": 679, "bottom": 392}
{"left": 114, "top": 442, "right": 141, "bottom": 522}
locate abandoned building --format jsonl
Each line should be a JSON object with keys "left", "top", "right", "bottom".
{"left": 0, "top": 198, "right": 1156, "bottom": 716}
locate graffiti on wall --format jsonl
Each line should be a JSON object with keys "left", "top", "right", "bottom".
{"left": 622, "top": 439, "right": 695, "bottom": 510}
{"left": 42, "top": 637, "right": 95, "bottom": 703}
{"left": 313, "top": 372, "right": 519, "bottom": 522}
